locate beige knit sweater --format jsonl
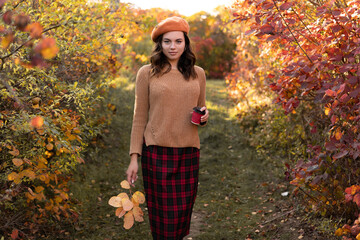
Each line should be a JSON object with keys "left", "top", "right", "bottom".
{"left": 129, "top": 64, "right": 206, "bottom": 156}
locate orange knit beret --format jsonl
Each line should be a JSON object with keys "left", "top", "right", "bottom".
{"left": 151, "top": 16, "right": 190, "bottom": 42}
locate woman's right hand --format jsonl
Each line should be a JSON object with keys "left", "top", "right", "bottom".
{"left": 126, "top": 154, "right": 139, "bottom": 186}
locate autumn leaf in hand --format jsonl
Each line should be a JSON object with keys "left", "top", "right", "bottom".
{"left": 108, "top": 180, "right": 146, "bottom": 230}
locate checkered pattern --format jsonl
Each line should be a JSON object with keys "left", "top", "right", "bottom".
{"left": 141, "top": 144, "right": 199, "bottom": 240}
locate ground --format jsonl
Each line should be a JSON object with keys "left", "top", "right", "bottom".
{"left": 69, "top": 79, "right": 336, "bottom": 240}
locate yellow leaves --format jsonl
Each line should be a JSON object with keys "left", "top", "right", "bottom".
{"left": 324, "top": 107, "right": 330, "bottom": 116}
{"left": 35, "top": 38, "right": 59, "bottom": 59}
{"left": 46, "top": 143, "right": 54, "bottom": 151}
{"left": 117, "top": 192, "right": 129, "bottom": 199}
{"left": 115, "top": 207, "right": 126, "bottom": 218}
{"left": 335, "top": 225, "right": 351, "bottom": 236}
{"left": 109, "top": 180, "right": 146, "bottom": 229}
{"left": 9, "top": 148, "right": 19, "bottom": 156}
{"left": 123, "top": 211, "right": 134, "bottom": 229}
{"left": 1, "top": 32, "right": 14, "bottom": 49}
{"left": 35, "top": 186, "right": 44, "bottom": 193}
{"left": 133, "top": 191, "right": 145, "bottom": 204}
{"left": 121, "top": 180, "right": 130, "bottom": 189}
{"left": 108, "top": 196, "right": 122, "bottom": 208}
{"left": 8, "top": 172, "right": 21, "bottom": 184}
{"left": 12, "top": 158, "right": 23, "bottom": 167}
{"left": 8, "top": 168, "right": 35, "bottom": 183}
{"left": 133, "top": 206, "right": 144, "bottom": 222}
{"left": 32, "top": 97, "right": 41, "bottom": 109}
{"left": 334, "top": 128, "right": 343, "bottom": 141}
{"left": 22, "top": 169, "right": 36, "bottom": 180}
{"left": 122, "top": 198, "right": 134, "bottom": 211}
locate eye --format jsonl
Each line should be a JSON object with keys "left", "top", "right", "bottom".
{"left": 176, "top": 40, "right": 183, "bottom": 43}
{"left": 163, "top": 40, "right": 170, "bottom": 44}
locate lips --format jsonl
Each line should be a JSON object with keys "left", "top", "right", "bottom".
{"left": 169, "top": 52, "right": 177, "bottom": 55}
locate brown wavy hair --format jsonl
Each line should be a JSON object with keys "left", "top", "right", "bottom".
{"left": 150, "top": 33, "right": 197, "bottom": 80}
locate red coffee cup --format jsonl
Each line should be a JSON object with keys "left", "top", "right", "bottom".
{"left": 191, "top": 107, "right": 205, "bottom": 126}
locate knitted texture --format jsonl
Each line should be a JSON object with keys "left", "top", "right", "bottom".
{"left": 129, "top": 65, "right": 206, "bottom": 156}
{"left": 151, "top": 16, "right": 190, "bottom": 42}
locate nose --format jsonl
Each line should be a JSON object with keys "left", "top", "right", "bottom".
{"left": 170, "top": 42, "right": 175, "bottom": 49}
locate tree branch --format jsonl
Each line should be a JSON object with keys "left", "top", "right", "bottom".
{"left": 272, "top": 0, "right": 314, "bottom": 64}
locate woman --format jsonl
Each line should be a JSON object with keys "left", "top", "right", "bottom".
{"left": 126, "top": 16, "right": 209, "bottom": 240}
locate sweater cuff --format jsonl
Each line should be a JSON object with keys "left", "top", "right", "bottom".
{"left": 200, "top": 121, "right": 207, "bottom": 127}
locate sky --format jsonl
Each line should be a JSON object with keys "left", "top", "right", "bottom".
{"left": 123, "top": 0, "right": 235, "bottom": 16}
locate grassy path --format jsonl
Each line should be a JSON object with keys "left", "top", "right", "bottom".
{"left": 69, "top": 79, "right": 295, "bottom": 240}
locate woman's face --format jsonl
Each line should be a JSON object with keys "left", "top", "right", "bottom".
{"left": 161, "top": 31, "right": 185, "bottom": 64}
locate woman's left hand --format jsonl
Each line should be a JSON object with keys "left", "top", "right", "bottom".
{"left": 200, "top": 106, "right": 209, "bottom": 123}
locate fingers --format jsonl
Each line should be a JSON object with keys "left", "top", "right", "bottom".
{"left": 127, "top": 171, "right": 136, "bottom": 186}
{"left": 201, "top": 108, "right": 209, "bottom": 122}
{"left": 126, "top": 168, "right": 138, "bottom": 186}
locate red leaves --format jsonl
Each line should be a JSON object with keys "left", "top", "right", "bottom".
{"left": 345, "top": 186, "right": 360, "bottom": 210}
{"left": 354, "top": 194, "right": 360, "bottom": 207}
{"left": 11, "top": 229, "right": 19, "bottom": 239}
{"left": 3, "top": 10, "right": 12, "bottom": 24}
{"left": 245, "top": 28, "right": 257, "bottom": 36}
{"left": 279, "top": 2, "right": 293, "bottom": 10}
{"left": 261, "top": 1, "right": 274, "bottom": 10}
{"left": 14, "top": 14, "right": 30, "bottom": 31}
{"left": 260, "top": 24, "right": 274, "bottom": 34}
{"left": 26, "top": 22, "right": 43, "bottom": 39}
{"left": 230, "top": 0, "right": 360, "bottom": 227}
{"left": 332, "top": 150, "right": 348, "bottom": 160}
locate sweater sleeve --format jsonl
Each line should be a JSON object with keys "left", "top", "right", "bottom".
{"left": 197, "top": 67, "right": 206, "bottom": 108}
{"left": 129, "top": 66, "right": 150, "bottom": 156}
{"left": 197, "top": 67, "right": 207, "bottom": 126}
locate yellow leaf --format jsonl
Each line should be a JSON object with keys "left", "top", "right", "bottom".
{"left": 122, "top": 198, "right": 134, "bottom": 211}
{"left": 12, "top": 158, "right": 23, "bottom": 167}
{"left": 9, "top": 148, "right": 19, "bottom": 156}
{"left": 120, "top": 180, "right": 131, "bottom": 189}
{"left": 133, "top": 206, "right": 144, "bottom": 222}
{"left": 35, "top": 38, "right": 58, "bottom": 59}
{"left": 60, "top": 191, "right": 69, "bottom": 200}
{"left": 35, "top": 193, "right": 45, "bottom": 201}
{"left": 46, "top": 143, "right": 54, "bottom": 151}
{"left": 1, "top": 33, "right": 14, "bottom": 49}
{"left": 115, "top": 207, "right": 126, "bottom": 218}
{"left": 35, "top": 186, "right": 44, "bottom": 193}
{"left": 25, "top": 192, "right": 36, "bottom": 200}
{"left": 22, "top": 169, "right": 36, "bottom": 180}
{"left": 123, "top": 211, "right": 134, "bottom": 229}
{"left": 8, "top": 172, "right": 22, "bottom": 184}
{"left": 356, "top": 233, "right": 360, "bottom": 240}
{"left": 131, "top": 196, "right": 139, "bottom": 207}
{"left": 8, "top": 172, "right": 19, "bottom": 181}
{"left": 324, "top": 107, "right": 330, "bottom": 116}
{"left": 27, "top": 187, "right": 35, "bottom": 196}
{"left": 335, "top": 129, "right": 343, "bottom": 141}
{"left": 117, "top": 192, "right": 129, "bottom": 200}
{"left": 108, "top": 196, "right": 122, "bottom": 208}
{"left": 133, "top": 191, "right": 145, "bottom": 204}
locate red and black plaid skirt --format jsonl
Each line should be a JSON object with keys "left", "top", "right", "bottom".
{"left": 141, "top": 144, "right": 199, "bottom": 240}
